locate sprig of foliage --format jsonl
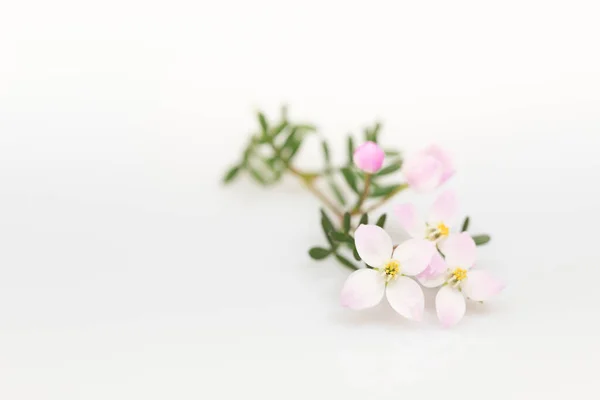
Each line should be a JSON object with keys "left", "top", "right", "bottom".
{"left": 225, "top": 107, "right": 492, "bottom": 271}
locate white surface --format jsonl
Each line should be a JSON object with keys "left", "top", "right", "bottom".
{"left": 1, "top": 1, "right": 600, "bottom": 398}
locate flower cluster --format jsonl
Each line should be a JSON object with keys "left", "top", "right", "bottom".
{"left": 224, "top": 108, "right": 502, "bottom": 328}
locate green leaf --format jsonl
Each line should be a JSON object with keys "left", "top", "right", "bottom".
{"left": 320, "top": 209, "right": 335, "bottom": 246}
{"left": 321, "top": 140, "right": 331, "bottom": 164}
{"left": 365, "top": 122, "right": 381, "bottom": 142}
{"left": 309, "top": 247, "right": 331, "bottom": 260}
{"left": 347, "top": 136, "right": 355, "bottom": 165}
{"left": 370, "top": 184, "right": 406, "bottom": 198}
{"left": 280, "top": 127, "right": 304, "bottom": 162}
{"left": 372, "top": 122, "right": 381, "bottom": 142}
{"left": 384, "top": 149, "right": 401, "bottom": 157}
{"left": 461, "top": 216, "right": 470, "bottom": 232}
{"left": 375, "top": 163, "right": 401, "bottom": 176}
{"left": 472, "top": 234, "right": 491, "bottom": 246}
{"left": 248, "top": 167, "right": 267, "bottom": 185}
{"left": 341, "top": 167, "right": 359, "bottom": 193}
{"left": 359, "top": 213, "right": 368, "bottom": 225}
{"left": 223, "top": 165, "right": 241, "bottom": 183}
{"left": 375, "top": 213, "right": 387, "bottom": 228}
{"left": 328, "top": 180, "right": 346, "bottom": 206}
{"left": 331, "top": 231, "right": 352, "bottom": 243}
{"left": 335, "top": 254, "right": 359, "bottom": 270}
{"left": 352, "top": 245, "right": 361, "bottom": 261}
{"left": 285, "top": 139, "right": 303, "bottom": 161}
{"left": 258, "top": 112, "right": 268, "bottom": 134}
{"left": 343, "top": 212, "right": 351, "bottom": 233}
{"left": 296, "top": 124, "right": 317, "bottom": 132}
{"left": 271, "top": 120, "right": 288, "bottom": 138}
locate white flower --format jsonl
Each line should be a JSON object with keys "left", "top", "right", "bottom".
{"left": 340, "top": 225, "right": 435, "bottom": 321}
{"left": 419, "top": 233, "right": 505, "bottom": 327}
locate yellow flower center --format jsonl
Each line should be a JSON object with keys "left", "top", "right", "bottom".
{"left": 437, "top": 223, "right": 449, "bottom": 237}
{"left": 452, "top": 268, "right": 468, "bottom": 281}
{"left": 384, "top": 260, "right": 400, "bottom": 279}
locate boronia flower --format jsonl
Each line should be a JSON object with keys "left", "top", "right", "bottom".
{"left": 420, "top": 233, "right": 505, "bottom": 327}
{"left": 353, "top": 141, "right": 385, "bottom": 173}
{"left": 401, "top": 145, "right": 454, "bottom": 193}
{"left": 394, "top": 190, "right": 457, "bottom": 242}
{"left": 340, "top": 224, "right": 435, "bottom": 321}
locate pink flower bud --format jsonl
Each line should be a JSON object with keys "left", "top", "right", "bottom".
{"left": 402, "top": 145, "right": 454, "bottom": 193}
{"left": 353, "top": 141, "right": 385, "bottom": 173}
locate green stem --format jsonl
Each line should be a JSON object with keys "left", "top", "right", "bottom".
{"left": 351, "top": 174, "right": 372, "bottom": 214}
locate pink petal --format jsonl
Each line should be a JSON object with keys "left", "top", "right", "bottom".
{"left": 354, "top": 224, "right": 393, "bottom": 268}
{"left": 401, "top": 153, "right": 444, "bottom": 193}
{"left": 340, "top": 269, "right": 386, "bottom": 310}
{"left": 436, "top": 285, "right": 466, "bottom": 328}
{"left": 462, "top": 270, "right": 505, "bottom": 301}
{"left": 416, "top": 252, "right": 448, "bottom": 288}
{"left": 353, "top": 141, "right": 385, "bottom": 173}
{"left": 428, "top": 190, "right": 458, "bottom": 225}
{"left": 441, "top": 232, "right": 476, "bottom": 269}
{"left": 422, "top": 145, "right": 455, "bottom": 184}
{"left": 391, "top": 238, "right": 435, "bottom": 276}
{"left": 385, "top": 276, "right": 425, "bottom": 321}
{"left": 393, "top": 203, "right": 425, "bottom": 238}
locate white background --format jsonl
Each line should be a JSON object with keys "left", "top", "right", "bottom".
{"left": 1, "top": 0, "right": 600, "bottom": 398}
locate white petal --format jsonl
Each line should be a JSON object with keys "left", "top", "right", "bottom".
{"left": 462, "top": 270, "right": 505, "bottom": 301}
{"left": 416, "top": 252, "right": 448, "bottom": 288}
{"left": 340, "top": 269, "right": 386, "bottom": 310}
{"left": 428, "top": 190, "right": 458, "bottom": 225}
{"left": 354, "top": 224, "right": 393, "bottom": 267}
{"left": 386, "top": 276, "right": 425, "bottom": 321}
{"left": 392, "top": 238, "right": 435, "bottom": 276}
{"left": 393, "top": 203, "right": 425, "bottom": 238}
{"left": 441, "top": 232, "right": 476, "bottom": 269}
{"left": 436, "top": 285, "right": 466, "bottom": 327}
{"left": 418, "top": 274, "right": 448, "bottom": 288}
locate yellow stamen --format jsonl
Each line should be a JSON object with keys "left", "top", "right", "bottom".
{"left": 452, "top": 268, "right": 467, "bottom": 281}
{"left": 384, "top": 260, "right": 400, "bottom": 278}
{"left": 437, "top": 223, "right": 449, "bottom": 237}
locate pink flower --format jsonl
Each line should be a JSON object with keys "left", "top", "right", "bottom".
{"left": 394, "top": 190, "right": 458, "bottom": 242}
{"left": 353, "top": 141, "right": 385, "bottom": 173}
{"left": 340, "top": 225, "right": 435, "bottom": 321}
{"left": 401, "top": 145, "right": 455, "bottom": 192}
{"left": 420, "top": 233, "right": 505, "bottom": 327}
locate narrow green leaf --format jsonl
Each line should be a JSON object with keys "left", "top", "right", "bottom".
{"left": 328, "top": 180, "right": 346, "bottom": 206}
{"left": 309, "top": 247, "right": 331, "bottom": 260}
{"left": 321, "top": 140, "right": 331, "bottom": 164}
{"left": 281, "top": 127, "right": 304, "bottom": 162}
{"left": 340, "top": 167, "right": 359, "bottom": 193}
{"left": 258, "top": 112, "right": 268, "bottom": 134}
{"left": 320, "top": 209, "right": 336, "bottom": 245}
{"left": 331, "top": 231, "right": 352, "bottom": 242}
{"left": 335, "top": 254, "right": 359, "bottom": 270}
{"left": 271, "top": 120, "right": 288, "bottom": 137}
{"left": 372, "top": 122, "right": 381, "bottom": 142}
{"left": 343, "top": 212, "right": 351, "bottom": 233}
{"left": 359, "top": 213, "right": 368, "bottom": 225}
{"left": 461, "top": 216, "right": 470, "bottom": 232}
{"left": 472, "top": 234, "right": 491, "bottom": 246}
{"left": 248, "top": 167, "right": 267, "bottom": 185}
{"left": 370, "top": 184, "right": 406, "bottom": 198}
{"left": 375, "top": 163, "right": 401, "bottom": 176}
{"left": 352, "top": 245, "right": 361, "bottom": 261}
{"left": 384, "top": 149, "right": 401, "bottom": 157}
{"left": 223, "top": 165, "right": 241, "bottom": 183}
{"left": 285, "top": 139, "right": 303, "bottom": 161}
{"left": 347, "top": 136, "right": 355, "bottom": 165}
{"left": 295, "top": 124, "right": 317, "bottom": 132}
{"left": 375, "top": 213, "right": 387, "bottom": 228}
